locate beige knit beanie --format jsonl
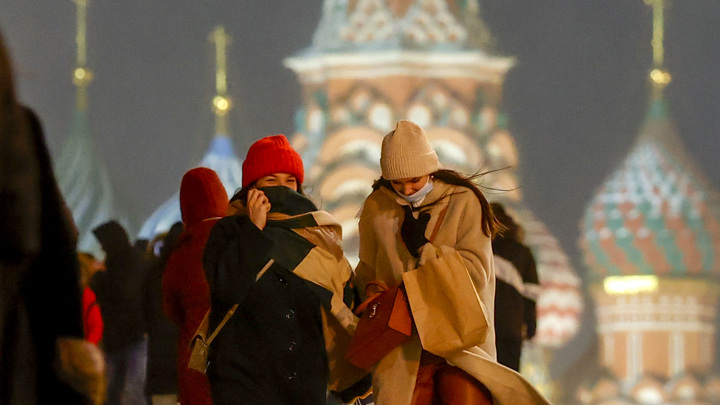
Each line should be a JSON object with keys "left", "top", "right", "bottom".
{"left": 380, "top": 120, "right": 440, "bottom": 180}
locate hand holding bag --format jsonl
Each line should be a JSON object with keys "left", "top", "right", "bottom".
{"left": 401, "top": 195, "right": 489, "bottom": 355}
{"left": 344, "top": 280, "right": 413, "bottom": 371}
{"left": 344, "top": 204, "right": 449, "bottom": 370}
{"left": 402, "top": 248, "right": 489, "bottom": 356}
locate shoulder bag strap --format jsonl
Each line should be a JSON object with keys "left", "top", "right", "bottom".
{"left": 205, "top": 258, "right": 275, "bottom": 345}
{"left": 429, "top": 199, "right": 450, "bottom": 243}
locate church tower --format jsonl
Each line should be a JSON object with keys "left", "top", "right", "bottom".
{"left": 55, "top": 0, "right": 131, "bottom": 257}
{"left": 578, "top": 1, "right": 720, "bottom": 403}
{"left": 139, "top": 26, "right": 243, "bottom": 239}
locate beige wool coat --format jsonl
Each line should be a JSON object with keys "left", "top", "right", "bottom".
{"left": 355, "top": 180, "right": 551, "bottom": 405}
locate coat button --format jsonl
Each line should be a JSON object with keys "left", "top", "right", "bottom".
{"left": 285, "top": 309, "right": 295, "bottom": 319}
{"left": 288, "top": 371, "right": 297, "bottom": 380}
{"left": 288, "top": 341, "right": 296, "bottom": 351}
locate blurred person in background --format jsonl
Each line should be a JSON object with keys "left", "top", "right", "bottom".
{"left": 163, "top": 167, "right": 228, "bottom": 405}
{"left": 78, "top": 252, "right": 105, "bottom": 346}
{"left": 490, "top": 202, "right": 539, "bottom": 372}
{"left": 144, "top": 223, "right": 183, "bottom": 405}
{"left": 0, "top": 30, "right": 105, "bottom": 405}
{"left": 91, "top": 220, "right": 148, "bottom": 405}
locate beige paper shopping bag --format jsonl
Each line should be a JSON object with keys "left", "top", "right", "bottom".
{"left": 402, "top": 250, "right": 489, "bottom": 355}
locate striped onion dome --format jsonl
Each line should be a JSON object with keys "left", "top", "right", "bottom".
{"left": 303, "top": 0, "right": 492, "bottom": 55}
{"left": 55, "top": 109, "right": 133, "bottom": 257}
{"left": 580, "top": 98, "right": 720, "bottom": 279}
{"left": 509, "top": 204, "right": 583, "bottom": 347}
{"left": 137, "top": 135, "right": 242, "bottom": 239}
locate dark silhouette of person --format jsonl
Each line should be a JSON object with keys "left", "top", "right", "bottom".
{"left": 1, "top": 30, "right": 105, "bottom": 404}
{"left": 91, "top": 220, "right": 148, "bottom": 405}
{"left": 143, "top": 222, "right": 183, "bottom": 404}
{"left": 490, "top": 202, "right": 540, "bottom": 372}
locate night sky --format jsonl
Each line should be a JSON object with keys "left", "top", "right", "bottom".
{"left": 1, "top": 0, "right": 718, "bottom": 281}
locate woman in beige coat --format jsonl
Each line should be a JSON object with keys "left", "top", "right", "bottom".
{"left": 354, "top": 120, "right": 550, "bottom": 405}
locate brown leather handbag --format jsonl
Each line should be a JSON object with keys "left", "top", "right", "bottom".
{"left": 344, "top": 280, "right": 413, "bottom": 371}
{"left": 345, "top": 203, "right": 449, "bottom": 371}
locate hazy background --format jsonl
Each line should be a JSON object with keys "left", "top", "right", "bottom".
{"left": 1, "top": 0, "right": 718, "bottom": 281}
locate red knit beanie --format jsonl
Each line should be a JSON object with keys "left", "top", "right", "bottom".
{"left": 241, "top": 134, "right": 304, "bottom": 187}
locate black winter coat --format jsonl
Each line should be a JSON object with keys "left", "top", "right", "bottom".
{"left": 492, "top": 237, "right": 539, "bottom": 371}
{"left": 91, "top": 221, "right": 147, "bottom": 352}
{"left": 203, "top": 213, "right": 328, "bottom": 405}
{"left": 1, "top": 107, "right": 88, "bottom": 404}
{"left": 143, "top": 253, "right": 179, "bottom": 396}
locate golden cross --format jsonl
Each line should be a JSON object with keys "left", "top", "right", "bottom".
{"left": 210, "top": 26, "right": 232, "bottom": 135}
{"left": 72, "top": 0, "right": 93, "bottom": 109}
{"left": 644, "top": 0, "right": 671, "bottom": 85}
{"left": 211, "top": 26, "right": 230, "bottom": 95}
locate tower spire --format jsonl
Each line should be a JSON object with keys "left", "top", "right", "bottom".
{"left": 210, "top": 26, "right": 232, "bottom": 136}
{"left": 645, "top": 0, "right": 671, "bottom": 91}
{"left": 72, "top": 0, "right": 92, "bottom": 110}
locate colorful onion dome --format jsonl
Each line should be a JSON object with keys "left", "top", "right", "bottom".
{"left": 286, "top": 0, "right": 511, "bottom": 87}
{"left": 580, "top": 98, "right": 720, "bottom": 280}
{"left": 500, "top": 203, "right": 584, "bottom": 347}
{"left": 303, "top": 0, "right": 492, "bottom": 54}
{"left": 138, "top": 135, "right": 242, "bottom": 239}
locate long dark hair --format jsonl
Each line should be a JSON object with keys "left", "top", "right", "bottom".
{"left": 372, "top": 169, "right": 501, "bottom": 238}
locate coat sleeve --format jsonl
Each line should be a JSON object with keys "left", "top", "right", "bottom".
{"left": 353, "top": 202, "right": 379, "bottom": 301}
{"left": 202, "top": 215, "right": 275, "bottom": 305}
{"left": 418, "top": 189, "right": 493, "bottom": 296}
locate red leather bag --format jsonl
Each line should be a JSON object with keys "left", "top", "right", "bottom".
{"left": 345, "top": 281, "right": 413, "bottom": 371}
{"left": 346, "top": 204, "right": 449, "bottom": 371}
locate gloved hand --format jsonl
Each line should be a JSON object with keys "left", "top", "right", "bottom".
{"left": 401, "top": 205, "right": 431, "bottom": 258}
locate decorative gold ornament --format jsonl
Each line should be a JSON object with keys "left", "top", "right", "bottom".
{"left": 649, "top": 68, "right": 671, "bottom": 85}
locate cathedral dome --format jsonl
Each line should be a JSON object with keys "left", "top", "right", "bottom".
{"left": 138, "top": 135, "right": 242, "bottom": 239}
{"left": 579, "top": 98, "right": 720, "bottom": 280}
{"left": 304, "top": 0, "right": 491, "bottom": 54}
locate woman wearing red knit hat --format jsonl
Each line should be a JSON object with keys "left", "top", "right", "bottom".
{"left": 202, "top": 135, "right": 369, "bottom": 405}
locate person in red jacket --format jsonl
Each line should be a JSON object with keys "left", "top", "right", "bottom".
{"left": 163, "top": 167, "right": 228, "bottom": 405}
{"left": 78, "top": 252, "right": 104, "bottom": 345}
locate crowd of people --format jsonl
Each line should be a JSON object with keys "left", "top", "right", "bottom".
{"left": 1, "top": 28, "right": 545, "bottom": 405}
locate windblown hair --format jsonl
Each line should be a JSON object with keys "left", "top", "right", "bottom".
{"left": 489, "top": 202, "right": 519, "bottom": 241}
{"left": 372, "top": 169, "right": 502, "bottom": 238}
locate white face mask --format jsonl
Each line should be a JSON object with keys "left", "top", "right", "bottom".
{"left": 397, "top": 178, "right": 434, "bottom": 205}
